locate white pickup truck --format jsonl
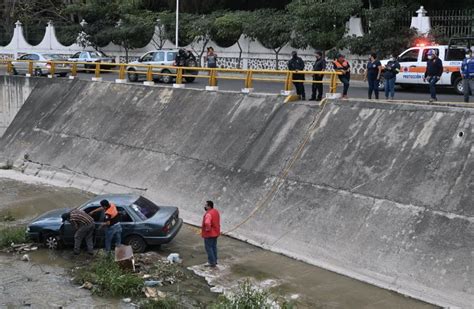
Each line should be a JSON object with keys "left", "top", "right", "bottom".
{"left": 380, "top": 44, "right": 466, "bottom": 94}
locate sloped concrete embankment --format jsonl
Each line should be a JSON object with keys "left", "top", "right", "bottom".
{"left": 0, "top": 76, "right": 39, "bottom": 136}
{"left": 0, "top": 77, "right": 472, "bottom": 307}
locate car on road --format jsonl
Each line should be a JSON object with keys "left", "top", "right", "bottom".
{"left": 126, "top": 49, "right": 198, "bottom": 83}
{"left": 68, "top": 50, "right": 116, "bottom": 71}
{"left": 12, "top": 53, "right": 70, "bottom": 77}
{"left": 26, "top": 194, "right": 183, "bottom": 253}
{"left": 380, "top": 43, "right": 467, "bottom": 95}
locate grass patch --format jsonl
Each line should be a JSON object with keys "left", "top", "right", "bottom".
{"left": 140, "top": 298, "right": 178, "bottom": 309}
{"left": 0, "top": 212, "right": 15, "bottom": 222}
{"left": 73, "top": 252, "right": 144, "bottom": 297}
{"left": 0, "top": 226, "right": 27, "bottom": 248}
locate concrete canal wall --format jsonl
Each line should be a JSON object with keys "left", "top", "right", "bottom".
{"left": 0, "top": 77, "right": 472, "bottom": 307}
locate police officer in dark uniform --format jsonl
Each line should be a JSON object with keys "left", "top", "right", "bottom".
{"left": 310, "top": 51, "right": 326, "bottom": 101}
{"left": 288, "top": 51, "right": 306, "bottom": 100}
{"left": 175, "top": 49, "right": 187, "bottom": 67}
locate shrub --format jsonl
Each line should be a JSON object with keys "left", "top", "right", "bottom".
{"left": 0, "top": 226, "right": 27, "bottom": 248}
{"left": 140, "top": 298, "right": 178, "bottom": 309}
{"left": 210, "top": 280, "right": 271, "bottom": 309}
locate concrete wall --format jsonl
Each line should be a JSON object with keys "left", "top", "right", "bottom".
{"left": 0, "top": 76, "right": 38, "bottom": 136}
{"left": 0, "top": 77, "right": 472, "bottom": 307}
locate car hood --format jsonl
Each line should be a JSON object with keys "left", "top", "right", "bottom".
{"left": 30, "top": 208, "right": 70, "bottom": 226}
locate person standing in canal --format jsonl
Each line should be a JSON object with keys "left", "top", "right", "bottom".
{"left": 364, "top": 53, "right": 382, "bottom": 99}
{"left": 61, "top": 209, "right": 95, "bottom": 256}
{"left": 89, "top": 199, "right": 122, "bottom": 254}
{"left": 202, "top": 200, "right": 220, "bottom": 268}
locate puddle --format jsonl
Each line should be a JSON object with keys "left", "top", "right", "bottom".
{"left": 0, "top": 176, "right": 437, "bottom": 308}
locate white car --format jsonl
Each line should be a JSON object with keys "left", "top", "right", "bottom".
{"left": 12, "top": 53, "right": 69, "bottom": 77}
{"left": 126, "top": 49, "right": 197, "bottom": 83}
{"left": 380, "top": 44, "right": 466, "bottom": 94}
{"left": 68, "top": 51, "right": 116, "bottom": 70}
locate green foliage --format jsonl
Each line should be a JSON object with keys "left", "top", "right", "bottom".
{"left": 425, "top": 26, "right": 451, "bottom": 45}
{"left": 210, "top": 280, "right": 271, "bottom": 309}
{"left": 0, "top": 226, "right": 27, "bottom": 248}
{"left": 344, "top": 0, "right": 417, "bottom": 57}
{"left": 0, "top": 212, "right": 15, "bottom": 222}
{"left": 211, "top": 11, "right": 246, "bottom": 48}
{"left": 158, "top": 11, "right": 196, "bottom": 46}
{"left": 288, "top": 0, "right": 361, "bottom": 51}
{"left": 141, "top": 298, "right": 178, "bottom": 309}
{"left": 73, "top": 253, "right": 143, "bottom": 297}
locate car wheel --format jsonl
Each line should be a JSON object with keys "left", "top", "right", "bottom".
{"left": 43, "top": 233, "right": 61, "bottom": 250}
{"left": 454, "top": 77, "right": 463, "bottom": 95}
{"left": 127, "top": 69, "right": 139, "bottom": 82}
{"left": 161, "top": 69, "right": 173, "bottom": 84}
{"left": 125, "top": 235, "right": 147, "bottom": 253}
{"left": 34, "top": 68, "right": 43, "bottom": 77}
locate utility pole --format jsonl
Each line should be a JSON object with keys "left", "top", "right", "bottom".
{"left": 175, "top": 0, "right": 179, "bottom": 48}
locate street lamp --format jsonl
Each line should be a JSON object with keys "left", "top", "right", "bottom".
{"left": 175, "top": 0, "right": 179, "bottom": 48}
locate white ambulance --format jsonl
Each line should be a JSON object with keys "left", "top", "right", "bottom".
{"left": 380, "top": 43, "right": 467, "bottom": 95}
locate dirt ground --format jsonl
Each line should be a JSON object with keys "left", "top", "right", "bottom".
{"left": 0, "top": 175, "right": 436, "bottom": 308}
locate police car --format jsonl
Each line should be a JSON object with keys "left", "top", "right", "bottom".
{"left": 380, "top": 40, "right": 469, "bottom": 95}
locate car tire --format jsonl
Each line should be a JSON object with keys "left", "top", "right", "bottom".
{"left": 161, "top": 69, "right": 173, "bottom": 84}
{"left": 127, "top": 69, "right": 139, "bottom": 82}
{"left": 125, "top": 235, "right": 147, "bottom": 253}
{"left": 34, "top": 68, "right": 43, "bottom": 77}
{"left": 453, "top": 77, "right": 463, "bottom": 95}
{"left": 43, "top": 233, "right": 61, "bottom": 250}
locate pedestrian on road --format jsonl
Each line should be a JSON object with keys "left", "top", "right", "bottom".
{"left": 201, "top": 200, "right": 220, "bottom": 268}
{"left": 423, "top": 50, "right": 443, "bottom": 102}
{"left": 383, "top": 54, "right": 401, "bottom": 100}
{"left": 333, "top": 54, "right": 351, "bottom": 99}
{"left": 288, "top": 51, "right": 306, "bottom": 100}
{"left": 364, "top": 53, "right": 382, "bottom": 99}
{"left": 61, "top": 209, "right": 95, "bottom": 256}
{"left": 205, "top": 47, "right": 218, "bottom": 68}
{"left": 310, "top": 51, "right": 326, "bottom": 101}
{"left": 90, "top": 199, "right": 122, "bottom": 254}
{"left": 461, "top": 49, "right": 474, "bottom": 103}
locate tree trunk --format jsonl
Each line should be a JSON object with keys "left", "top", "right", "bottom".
{"left": 274, "top": 47, "right": 283, "bottom": 70}
{"left": 237, "top": 41, "right": 242, "bottom": 69}
{"left": 199, "top": 38, "right": 210, "bottom": 67}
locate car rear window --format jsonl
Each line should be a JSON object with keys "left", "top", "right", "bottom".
{"left": 130, "top": 197, "right": 159, "bottom": 220}
{"left": 446, "top": 48, "right": 465, "bottom": 61}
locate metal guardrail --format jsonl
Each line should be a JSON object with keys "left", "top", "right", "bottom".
{"left": 0, "top": 59, "right": 341, "bottom": 94}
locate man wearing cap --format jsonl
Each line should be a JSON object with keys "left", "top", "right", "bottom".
{"left": 61, "top": 209, "right": 95, "bottom": 255}
{"left": 461, "top": 49, "right": 474, "bottom": 103}
{"left": 310, "top": 51, "right": 326, "bottom": 101}
{"left": 288, "top": 51, "right": 306, "bottom": 100}
{"left": 423, "top": 49, "right": 443, "bottom": 102}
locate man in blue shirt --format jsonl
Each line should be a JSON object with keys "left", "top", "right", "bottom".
{"left": 461, "top": 49, "right": 474, "bottom": 103}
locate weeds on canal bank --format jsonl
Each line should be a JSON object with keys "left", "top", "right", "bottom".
{"left": 140, "top": 298, "right": 178, "bottom": 309}
{"left": 210, "top": 280, "right": 295, "bottom": 309}
{"left": 72, "top": 252, "right": 143, "bottom": 297}
{"left": 0, "top": 226, "right": 27, "bottom": 248}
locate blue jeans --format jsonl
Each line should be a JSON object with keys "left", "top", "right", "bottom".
{"left": 428, "top": 76, "right": 439, "bottom": 99}
{"left": 339, "top": 76, "right": 350, "bottom": 96}
{"left": 204, "top": 237, "right": 218, "bottom": 265}
{"left": 367, "top": 77, "right": 379, "bottom": 99}
{"left": 105, "top": 223, "right": 122, "bottom": 253}
{"left": 384, "top": 77, "right": 396, "bottom": 99}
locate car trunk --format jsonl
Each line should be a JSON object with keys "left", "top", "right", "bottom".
{"left": 146, "top": 206, "right": 179, "bottom": 236}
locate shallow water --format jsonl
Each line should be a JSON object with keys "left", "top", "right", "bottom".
{"left": 0, "top": 177, "right": 436, "bottom": 308}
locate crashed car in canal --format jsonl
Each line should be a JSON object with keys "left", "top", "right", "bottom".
{"left": 26, "top": 194, "right": 183, "bottom": 253}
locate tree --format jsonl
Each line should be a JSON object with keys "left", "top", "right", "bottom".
{"left": 288, "top": 0, "right": 361, "bottom": 56}
{"left": 244, "top": 9, "right": 292, "bottom": 70}
{"left": 189, "top": 13, "right": 221, "bottom": 66}
{"left": 344, "top": 0, "right": 417, "bottom": 57}
{"left": 157, "top": 11, "right": 195, "bottom": 47}
{"left": 211, "top": 11, "right": 247, "bottom": 68}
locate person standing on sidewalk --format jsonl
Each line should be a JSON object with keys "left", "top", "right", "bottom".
{"left": 205, "top": 47, "right": 218, "bottom": 68}
{"left": 364, "top": 53, "right": 382, "bottom": 99}
{"left": 202, "top": 200, "right": 220, "bottom": 268}
{"left": 383, "top": 54, "right": 401, "bottom": 100}
{"left": 423, "top": 50, "right": 443, "bottom": 102}
{"left": 61, "top": 209, "right": 95, "bottom": 256}
{"left": 310, "top": 51, "right": 326, "bottom": 101}
{"left": 461, "top": 49, "right": 474, "bottom": 103}
{"left": 288, "top": 51, "right": 306, "bottom": 100}
{"left": 333, "top": 54, "right": 351, "bottom": 99}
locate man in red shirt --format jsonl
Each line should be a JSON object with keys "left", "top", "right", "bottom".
{"left": 201, "top": 200, "right": 220, "bottom": 267}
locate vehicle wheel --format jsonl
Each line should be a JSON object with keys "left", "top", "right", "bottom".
{"left": 377, "top": 77, "right": 385, "bottom": 91}
{"left": 125, "top": 235, "right": 147, "bottom": 253}
{"left": 43, "top": 233, "right": 61, "bottom": 250}
{"left": 160, "top": 69, "right": 173, "bottom": 84}
{"left": 127, "top": 69, "right": 139, "bottom": 82}
{"left": 33, "top": 68, "right": 43, "bottom": 77}
{"left": 453, "top": 77, "right": 463, "bottom": 95}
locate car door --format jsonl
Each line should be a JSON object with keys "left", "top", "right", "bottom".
{"left": 117, "top": 206, "right": 135, "bottom": 240}
{"left": 397, "top": 48, "right": 421, "bottom": 84}
{"left": 14, "top": 54, "right": 31, "bottom": 73}
{"left": 69, "top": 52, "right": 80, "bottom": 62}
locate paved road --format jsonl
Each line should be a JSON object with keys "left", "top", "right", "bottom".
{"left": 1, "top": 69, "right": 466, "bottom": 103}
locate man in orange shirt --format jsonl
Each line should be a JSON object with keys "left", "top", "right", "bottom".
{"left": 90, "top": 199, "right": 122, "bottom": 254}
{"left": 201, "top": 200, "right": 220, "bottom": 268}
